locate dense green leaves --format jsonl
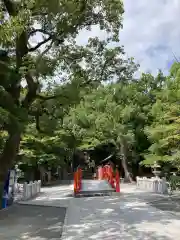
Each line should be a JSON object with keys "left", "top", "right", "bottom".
{"left": 57, "top": 67, "right": 180, "bottom": 177}
{"left": 1, "top": 0, "right": 180, "bottom": 185}
{"left": 0, "top": 0, "right": 125, "bottom": 172}
{"left": 144, "top": 64, "right": 180, "bottom": 170}
{"left": 16, "top": 66, "right": 180, "bottom": 177}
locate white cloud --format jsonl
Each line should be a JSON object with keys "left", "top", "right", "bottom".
{"left": 32, "top": 0, "right": 180, "bottom": 76}
{"left": 77, "top": 0, "right": 180, "bottom": 75}
{"left": 120, "top": 0, "right": 180, "bottom": 75}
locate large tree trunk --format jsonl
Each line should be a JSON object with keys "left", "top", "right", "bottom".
{"left": 131, "top": 150, "right": 140, "bottom": 180}
{"left": 119, "top": 140, "right": 133, "bottom": 183}
{"left": 121, "top": 157, "right": 133, "bottom": 182}
{"left": 0, "top": 132, "right": 21, "bottom": 208}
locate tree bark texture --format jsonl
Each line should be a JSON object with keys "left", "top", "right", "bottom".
{"left": 0, "top": 132, "right": 21, "bottom": 208}
{"left": 119, "top": 139, "right": 133, "bottom": 183}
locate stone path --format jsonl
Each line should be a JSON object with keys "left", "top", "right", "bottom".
{"left": 1, "top": 183, "right": 180, "bottom": 239}
{"left": 19, "top": 184, "right": 73, "bottom": 208}
{"left": 0, "top": 185, "right": 73, "bottom": 240}
{"left": 61, "top": 184, "right": 180, "bottom": 240}
{"left": 0, "top": 204, "right": 66, "bottom": 240}
{"left": 149, "top": 195, "right": 180, "bottom": 217}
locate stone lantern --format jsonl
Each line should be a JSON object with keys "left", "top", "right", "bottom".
{"left": 152, "top": 161, "right": 161, "bottom": 178}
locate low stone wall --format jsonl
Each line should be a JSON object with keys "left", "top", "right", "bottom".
{"left": 136, "top": 176, "right": 168, "bottom": 194}
{"left": 22, "top": 180, "right": 41, "bottom": 201}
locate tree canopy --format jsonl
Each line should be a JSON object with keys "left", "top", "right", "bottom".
{"left": 0, "top": 0, "right": 125, "bottom": 199}
{"left": 144, "top": 64, "right": 180, "bottom": 171}
{"left": 0, "top": 0, "right": 180, "bottom": 194}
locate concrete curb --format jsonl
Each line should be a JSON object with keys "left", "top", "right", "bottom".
{"left": 60, "top": 198, "right": 73, "bottom": 240}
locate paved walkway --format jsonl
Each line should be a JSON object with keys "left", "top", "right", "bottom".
{"left": 0, "top": 185, "right": 73, "bottom": 239}
{"left": 0, "top": 204, "right": 66, "bottom": 239}
{"left": 1, "top": 183, "right": 180, "bottom": 239}
{"left": 19, "top": 184, "right": 73, "bottom": 208}
{"left": 61, "top": 184, "right": 180, "bottom": 240}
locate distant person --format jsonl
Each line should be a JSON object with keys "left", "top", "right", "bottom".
{"left": 91, "top": 159, "right": 95, "bottom": 173}
{"left": 98, "top": 165, "right": 103, "bottom": 180}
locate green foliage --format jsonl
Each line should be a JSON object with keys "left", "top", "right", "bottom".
{"left": 1, "top": 0, "right": 180, "bottom": 177}
{"left": 55, "top": 69, "right": 175, "bottom": 179}
{"left": 168, "top": 175, "right": 180, "bottom": 194}
{"left": 0, "top": 0, "right": 126, "bottom": 174}
{"left": 144, "top": 63, "right": 180, "bottom": 169}
{"left": 62, "top": 77, "right": 152, "bottom": 164}
{"left": 18, "top": 61, "right": 180, "bottom": 175}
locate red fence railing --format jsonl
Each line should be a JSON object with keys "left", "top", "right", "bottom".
{"left": 97, "top": 165, "right": 120, "bottom": 192}
{"left": 74, "top": 167, "right": 82, "bottom": 194}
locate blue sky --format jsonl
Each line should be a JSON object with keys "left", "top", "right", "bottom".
{"left": 76, "top": 0, "right": 179, "bottom": 76}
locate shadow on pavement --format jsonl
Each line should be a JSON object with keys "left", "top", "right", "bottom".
{"left": 120, "top": 185, "right": 180, "bottom": 216}
{"left": 62, "top": 190, "right": 180, "bottom": 240}
{"left": 0, "top": 204, "right": 66, "bottom": 239}
{"left": 148, "top": 197, "right": 180, "bottom": 215}
{"left": 3, "top": 183, "right": 180, "bottom": 239}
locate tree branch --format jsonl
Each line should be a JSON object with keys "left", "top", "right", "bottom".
{"left": 29, "top": 29, "right": 53, "bottom": 37}
{"left": 36, "top": 94, "right": 69, "bottom": 101}
{"left": 36, "top": 40, "right": 54, "bottom": 67}
{"left": 2, "top": 0, "right": 17, "bottom": 16}
{"left": 21, "top": 73, "right": 39, "bottom": 108}
{"left": 35, "top": 112, "right": 43, "bottom": 133}
{"left": 36, "top": 78, "right": 93, "bottom": 101}
{"left": 0, "top": 86, "right": 18, "bottom": 115}
{"left": 28, "top": 36, "right": 52, "bottom": 52}
{"left": 31, "top": 108, "right": 52, "bottom": 133}
{"left": 28, "top": 29, "right": 64, "bottom": 53}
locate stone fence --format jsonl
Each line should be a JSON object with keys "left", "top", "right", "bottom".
{"left": 136, "top": 176, "right": 168, "bottom": 194}
{"left": 22, "top": 180, "right": 41, "bottom": 201}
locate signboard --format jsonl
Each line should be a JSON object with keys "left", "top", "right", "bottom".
{"left": 2, "top": 170, "right": 16, "bottom": 208}
{"left": 3, "top": 170, "right": 10, "bottom": 195}
{"left": 2, "top": 171, "right": 10, "bottom": 208}
{"left": 9, "top": 170, "right": 16, "bottom": 187}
